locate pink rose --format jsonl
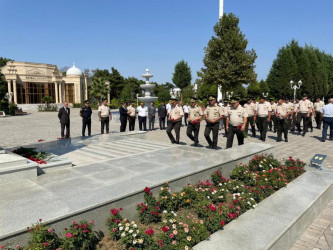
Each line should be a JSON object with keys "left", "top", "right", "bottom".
{"left": 66, "top": 232, "right": 73, "bottom": 238}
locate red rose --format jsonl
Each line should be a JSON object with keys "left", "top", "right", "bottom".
{"left": 220, "top": 220, "right": 225, "bottom": 226}
{"left": 158, "top": 240, "right": 164, "bottom": 247}
{"left": 192, "top": 120, "right": 197, "bottom": 125}
{"left": 144, "top": 187, "right": 151, "bottom": 193}
{"left": 162, "top": 226, "right": 170, "bottom": 232}
{"left": 145, "top": 228, "right": 155, "bottom": 236}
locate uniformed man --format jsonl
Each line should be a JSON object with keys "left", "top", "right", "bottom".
{"left": 204, "top": 95, "right": 224, "bottom": 149}
{"left": 284, "top": 98, "right": 294, "bottom": 131}
{"left": 297, "top": 94, "right": 311, "bottom": 136}
{"left": 226, "top": 98, "right": 248, "bottom": 148}
{"left": 307, "top": 99, "right": 314, "bottom": 132}
{"left": 290, "top": 99, "right": 299, "bottom": 131}
{"left": 314, "top": 97, "right": 325, "bottom": 129}
{"left": 80, "top": 100, "right": 92, "bottom": 137}
{"left": 255, "top": 96, "right": 272, "bottom": 141}
{"left": 128, "top": 101, "right": 136, "bottom": 131}
{"left": 275, "top": 98, "right": 291, "bottom": 142}
{"left": 166, "top": 98, "right": 184, "bottom": 144}
{"left": 269, "top": 98, "right": 277, "bottom": 132}
{"left": 186, "top": 97, "right": 203, "bottom": 146}
{"left": 243, "top": 98, "right": 256, "bottom": 137}
{"left": 98, "top": 99, "right": 112, "bottom": 134}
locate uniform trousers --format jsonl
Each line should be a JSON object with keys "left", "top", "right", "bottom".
{"left": 148, "top": 115, "right": 155, "bottom": 130}
{"left": 256, "top": 116, "right": 268, "bottom": 140}
{"left": 61, "top": 123, "right": 70, "bottom": 138}
{"left": 315, "top": 111, "right": 322, "bottom": 129}
{"left": 276, "top": 118, "right": 288, "bottom": 140}
{"left": 322, "top": 117, "right": 333, "bottom": 140}
{"left": 307, "top": 113, "right": 313, "bottom": 131}
{"left": 186, "top": 122, "right": 200, "bottom": 144}
{"left": 226, "top": 126, "right": 244, "bottom": 149}
{"left": 82, "top": 117, "right": 91, "bottom": 136}
{"left": 291, "top": 113, "right": 297, "bottom": 131}
{"left": 223, "top": 117, "right": 228, "bottom": 135}
{"left": 204, "top": 122, "right": 219, "bottom": 149}
{"left": 101, "top": 117, "right": 109, "bottom": 134}
{"left": 167, "top": 121, "right": 181, "bottom": 143}
{"left": 269, "top": 115, "right": 276, "bottom": 132}
{"left": 159, "top": 116, "right": 166, "bottom": 130}
{"left": 297, "top": 112, "right": 308, "bottom": 134}
{"left": 245, "top": 116, "right": 256, "bottom": 136}
{"left": 184, "top": 113, "right": 189, "bottom": 126}
{"left": 138, "top": 116, "right": 147, "bottom": 131}
{"left": 129, "top": 116, "right": 135, "bottom": 131}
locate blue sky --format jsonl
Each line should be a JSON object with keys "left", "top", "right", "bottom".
{"left": 1, "top": 0, "right": 332, "bottom": 84}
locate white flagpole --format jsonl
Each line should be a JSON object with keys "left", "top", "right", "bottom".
{"left": 217, "top": 0, "right": 224, "bottom": 101}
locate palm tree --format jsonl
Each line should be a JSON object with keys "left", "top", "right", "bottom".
{"left": 88, "top": 78, "right": 110, "bottom": 105}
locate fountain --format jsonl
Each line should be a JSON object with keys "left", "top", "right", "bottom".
{"left": 138, "top": 69, "right": 158, "bottom": 106}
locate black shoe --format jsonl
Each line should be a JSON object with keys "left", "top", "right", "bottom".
{"left": 277, "top": 138, "right": 282, "bottom": 142}
{"left": 82, "top": 134, "right": 85, "bottom": 137}
{"left": 322, "top": 139, "right": 325, "bottom": 142}
{"left": 172, "top": 140, "right": 177, "bottom": 144}
{"left": 311, "top": 129, "right": 313, "bottom": 132}
{"left": 285, "top": 138, "right": 288, "bottom": 142}
{"left": 297, "top": 132, "right": 301, "bottom": 135}
{"left": 302, "top": 133, "right": 305, "bottom": 137}
{"left": 262, "top": 138, "right": 266, "bottom": 142}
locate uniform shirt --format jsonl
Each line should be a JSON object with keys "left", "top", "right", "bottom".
{"left": 183, "top": 105, "right": 189, "bottom": 114}
{"left": 256, "top": 102, "right": 272, "bottom": 117}
{"left": 204, "top": 104, "right": 224, "bottom": 121}
{"left": 136, "top": 106, "right": 147, "bottom": 117}
{"left": 270, "top": 103, "right": 277, "bottom": 114}
{"left": 298, "top": 100, "right": 311, "bottom": 113}
{"left": 170, "top": 105, "right": 184, "bottom": 121}
{"left": 321, "top": 103, "right": 333, "bottom": 118}
{"left": 294, "top": 103, "right": 299, "bottom": 111}
{"left": 80, "top": 106, "right": 92, "bottom": 119}
{"left": 223, "top": 105, "right": 230, "bottom": 116}
{"left": 98, "top": 105, "right": 110, "bottom": 117}
{"left": 275, "top": 103, "right": 289, "bottom": 118}
{"left": 243, "top": 103, "right": 255, "bottom": 117}
{"left": 286, "top": 102, "right": 294, "bottom": 112}
{"left": 188, "top": 105, "right": 203, "bottom": 121}
{"left": 314, "top": 101, "right": 325, "bottom": 112}
{"left": 128, "top": 105, "right": 136, "bottom": 117}
{"left": 228, "top": 105, "right": 248, "bottom": 126}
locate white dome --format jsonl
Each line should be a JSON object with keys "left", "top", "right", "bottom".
{"left": 66, "top": 63, "right": 82, "bottom": 76}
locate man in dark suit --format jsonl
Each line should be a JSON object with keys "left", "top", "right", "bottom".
{"left": 158, "top": 101, "right": 167, "bottom": 130}
{"left": 58, "top": 101, "right": 70, "bottom": 138}
{"left": 119, "top": 101, "right": 129, "bottom": 132}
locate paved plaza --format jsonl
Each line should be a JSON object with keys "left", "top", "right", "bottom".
{"left": 0, "top": 110, "right": 332, "bottom": 249}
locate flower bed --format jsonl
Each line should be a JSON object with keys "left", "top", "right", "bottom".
{"left": 1, "top": 154, "right": 305, "bottom": 250}
{"left": 12, "top": 147, "right": 50, "bottom": 165}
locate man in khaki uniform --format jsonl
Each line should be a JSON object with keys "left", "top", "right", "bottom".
{"left": 186, "top": 97, "right": 203, "bottom": 147}
{"left": 166, "top": 98, "right": 184, "bottom": 144}
{"left": 255, "top": 96, "right": 272, "bottom": 141}
{"left": 275, "top": 98, "right": 292, "bottom": 142}
{"left": 314, "top": 97, "right": 325, "bottom": 129}
{"left": 284, "top": 98, "right": 294, "bottom": 131}
{"left": 243, "top": 98, "right": 256, "bottom": 137}
{"left": 297, "top": 94, "right": 311, "bottom": 136}
{"left": 269, "top": 99, "right": 277, "bottom": 132}
{"left": 226, "top": 98, "right": 248, "bottom": 148}
{"left": 128, "top": 101, "right": 136, "bottom": 131}
{"left": 291, "top": 99, "right": 299, "bottom": 131}
{"left": 98, "top": 99, "right": 112, "bottom": 134}
{"left": 204, "top": 95, "right": 224, "bottom": 149}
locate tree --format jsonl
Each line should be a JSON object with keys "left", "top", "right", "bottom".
{"left": 198, "top": 13, "right": 257, "bottom": 95}
{"left": 259, "top": 80, "right": 269, "bottom": 94}
{"left": 172, "top": 60, "right": 192, "bottom": 101}
{"left": 0, "top": 57, "right": 13, "bottom": 100}
{"left": 109, "top": 67, "right": 125, "bottom": 100}
{"left": 60, "top": 66, "right": 70, "bottom": 76}
{"left": 247, "top": 80, "right": 261, "bottom": 97}
{"left": 154, "top": 82, "right": 173, "bottom": 102}
{"left": 88, "top": 78, "right": 110, "bottom": 104}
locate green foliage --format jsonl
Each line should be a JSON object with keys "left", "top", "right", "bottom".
{"left": 88, "top": 77, "right": 110, "bottom": 104}
{"left": 267, "top": 40, "right": 333, "bottom": 99}
{"left": 26, "top": 220, "right": 61, "bottom": 250}
{"left": 0, "top": 57, "right": 13, "bottom": 100}
{"left": 8, "top": 102, "right": 18, "bottom": 115}
{"left": 172, "top": 60, "right": 192, "bottom": 98}
{"left": 198, "top": 13, "right": 257, "bottom": 95}
{"left": 107, "top": 208, "right": 124, "bottom": 240}
{"left": 247, "top": 80, "right": 261, "bottom": 97}
{"left": 109, "top": 98, "right": 120, "bottom": 109}
{"left": 37, "top": 104, "right": 58, "bottom": 112}
{"left": 136, "top": 187, "right": 162, "bottom": 224}
{"left": 154, "top": 82, "right": 173, "bottom": 102}
{"left": 42, "top": 96, "right": 53, "bottom": 105}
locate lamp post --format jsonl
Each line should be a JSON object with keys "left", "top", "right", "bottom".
{"left": 290, "top": 80, "right": 302, "bottom": 102}
{"left": 136, "top": 93, "right": 139, "bottom": 106}
{"left": 262, "top": 92, "right": 269, "bottom": 98}
{"left": 194, "top": 84, "right": 198, "bottom": 98}
{"left": 226, "top": 91, "right": 233, "bottom": 100}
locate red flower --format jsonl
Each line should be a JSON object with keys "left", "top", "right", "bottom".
{"left": 145, "top": 228, "right": 155, "bottom": 236}
{"left": 38, "top": 139, "right": 45, "bottom": 142}
{"left": 158, "top": 240, "right": 164, "bottom": 247}
{"left": 162, "top": 225, "right": 170, "bottom": 232}
{"left": 112, "top": 228, "right": 117, "bottom": 232}
{"left": 209, "top": 204, "right": 217, "bottom": 211}
{"left": 220, "top": 220, "right": 225, "bottom": 226}
{"left": 44, "top": 242, "right": 49, "bottom": 246}
{"left": 66, "top": 232, "right": 73, "bottom": 238}
{"left": 110, "top": 208, "right": 119, "bottom": 216}
{"left": 89, "top": 220, "right": 94, "bottom": 224}
{"left": 39, "top": 218, "right": 42, "bottom": 222}
{"left": 144, "top": 187, "right": 151, "bottom": 193}
{"left": 169, "top": 233, "right": 174, "bottom": 238}
{"left": 151, "top": 211, "right": 155, "bottom": 215}
{"left": 83, "top": 229, "right": 89, "bottom": 233}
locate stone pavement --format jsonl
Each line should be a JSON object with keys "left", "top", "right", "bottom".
{"left": 0, "top": 111, "right": 332, "bottom": 249}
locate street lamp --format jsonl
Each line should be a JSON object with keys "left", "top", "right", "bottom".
{"left": 290, "top": 80, "right": 302, "bottom": 102}
{"left": 262, "top": 92, "right": 269, "bottom": 98}
{"left": 226, "top": 91, "right": 233, "bottom": 100}
{"left": 136, "top": 93, "right": 139, "bottom": 106}
{"left": 194, "top": 84, "right": 198, "bottom": 97}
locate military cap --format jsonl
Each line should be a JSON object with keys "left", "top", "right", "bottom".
{"left": 190, "top": 97, "right": 197, "bottom": 103}
{"left": 259, "top": 96, "right": 266, "bottom": 100}
{"left": 231, "top": 97, "right": 240, "bottom": 103}
{"left": 224, "top": 99, "right": 229, "bottom": 103}
{"left": 84, "top": 100, "right": 89, "bottom": 104}
{"left": 302, "top": 94, "right": 307, "bottom": 97}
{"left": 284, "top": 97, "right": 289, "bottom": 100}
{"left": 102, "top": 98, "right": 108, "bottom": 102}
{"left": 208, "top": 95, "right": 217, "bottom": 101}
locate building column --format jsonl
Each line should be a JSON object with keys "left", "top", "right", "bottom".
{"left": 61, "top": 82, "right": 65, "bottom": 103}
{"left": 58, "top": 82, "right": 62, "bottom": 103}
{"left": 13, "top": 80, "right": 18, "bottom": 104}
{"left": 7, "top": 79, "right": 12, "bottom": 103}
{"left": 54, "top": 82, "right": 59, "bottom": 103}
{"left": 84, "top": 76, "right": 88, "bottom": 101}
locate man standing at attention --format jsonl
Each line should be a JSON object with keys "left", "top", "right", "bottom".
{"left": 128, "top": 101, "right": 136, "bottom": 131}
{"left": 119, "top": 101, "right": 129, "bottom": 132}
{"left": 275, "top": 98, "right": 291, "bottom": 142}
{"left": 58, "top": 101, "right": 70, "bottom": 138}
{"left": 255, "top": 96, "right": 272, "bottom": 141}
{"left": 314, "top": 97, "right": 325, "bottom": 129}
{"left": 166, "top": 98, "right": 184, "bottom": 144}
{"left": 158, "top": 101, "right": 167, "bottom": 130}
{"left": 226, "top": 98, "right": 248, "bottom": 148}
{"left": 186, "top": 97, "right": 203, "bottom": 147}
{"left": 98, "top": 99, "right": 112, "bottom": 134}
{"left": 320, "top": 98, "right": 333, "bottom": 142}
{"left": 297, "top": 94, "right": 311, "bottom": 136}
{"left": 137, "top": 102, "right": 147, "bottom": 131}
{"left": 204, "top": 95, "right": 224, "bottom": 149}
{"left": 148, "top": 102, "right": 156, "bottom": 131}
{"left": 243, "top": 98, "right": 256, "bottom": 137}
{"left": 183, "top": 102, "right": 189, "bottom": 126}
{"left": 80, "top": 100, "right": 92, "bottom": 137}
